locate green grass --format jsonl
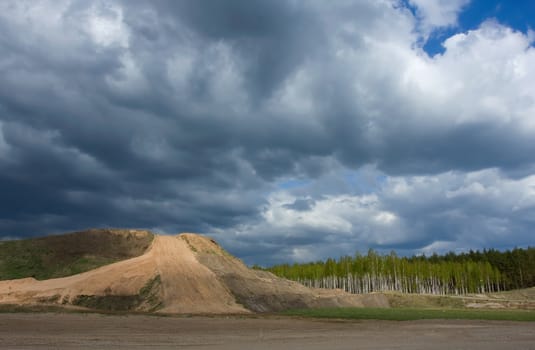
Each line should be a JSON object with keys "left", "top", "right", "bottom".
{"left": 282, "top": 307, "right": 535, "bottom": 322}
{"left": 0, "top": 229, "right": 154, "bottom": 281}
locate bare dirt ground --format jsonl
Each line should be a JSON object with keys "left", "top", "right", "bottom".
{"left": 0, "top": 313, "right": 533, "bottom": 350}
{"left": 463, "top": 288, "right": 535, "bottom": 310}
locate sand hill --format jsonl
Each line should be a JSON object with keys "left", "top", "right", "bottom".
{"left": 0, "top": 230, "right": 388, "bottom": 313}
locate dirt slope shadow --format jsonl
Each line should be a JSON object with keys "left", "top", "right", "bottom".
{"left": 182, "top": 233, "right": 389, "bottom": 312}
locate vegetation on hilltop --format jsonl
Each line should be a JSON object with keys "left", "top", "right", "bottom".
{"left": 0, "top": 229, "right": 153, "bottom": 280}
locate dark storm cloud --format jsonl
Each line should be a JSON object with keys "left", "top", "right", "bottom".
{"left": 137, "top": 0, "right": 322, "bottom": 98}
{"left": 0, "top": 1, "right": 534, "bottom": 264}
{"left": 283, "top": 198, "right": 315, "bottom": 212}
{"left": 376, "top": 121, "right": 535, "bottom": 175}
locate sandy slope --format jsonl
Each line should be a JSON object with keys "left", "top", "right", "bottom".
{"left": 0, "top": 237, "right": 159, "bottom": 305}
{"left": 184, "top": 233, "right": 388, "bottom": 311}
{"left": 152, "top": 235, "right": 247, "bottom": 313}
{"left": 0, "top": 232, "right": 386, "bottom": 313}
{"left": 0, "top": 235, "right": 247, "bottom": 313}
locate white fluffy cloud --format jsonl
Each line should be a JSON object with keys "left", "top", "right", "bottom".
{"left": 262, "top": 192, "right": 401, "bottom": 242}
{"left": 415, "top": 21, "right": 535, "bottom": 126}
{"left": 225, "top": 168, "right": 535, "bottom": 264}
{"left": 409, "top": 0, "right": 470, "bottom": 36}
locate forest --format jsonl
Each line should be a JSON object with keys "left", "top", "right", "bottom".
{"left": 261, "top": 247, "right": 535, "bottom": 295}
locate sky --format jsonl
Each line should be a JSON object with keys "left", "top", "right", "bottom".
{"left": 1, "top": 0, "right": 534, "bottom": 266}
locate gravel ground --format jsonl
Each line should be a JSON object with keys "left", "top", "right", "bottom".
{"left": 0, "top": 313, "right": 534, "bottom": 350}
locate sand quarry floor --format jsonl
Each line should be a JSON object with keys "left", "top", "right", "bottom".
{"left": 1, "top": 313, "right": 534, "bottom": 350}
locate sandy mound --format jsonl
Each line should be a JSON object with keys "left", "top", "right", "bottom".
{"left": 182, "top": 233, "right": 388, "bottom": 311}
{"left": 0, "top": 235, "right": 246, "bottom": 313}
{"left": 0, "top": 232, "right": 388, "bottom": 313}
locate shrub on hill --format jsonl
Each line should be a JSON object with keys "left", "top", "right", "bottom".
{"left": 0, "top": 229, "right": 153, "bottom": 280}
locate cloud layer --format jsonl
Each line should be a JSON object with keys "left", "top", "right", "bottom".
{"left": 0, "top": 0, "right": 534, "bottom": 264}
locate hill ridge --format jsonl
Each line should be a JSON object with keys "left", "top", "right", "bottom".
{"left": 0, "top": 230, "right": 388, "bottom": 313}
{"left": 0, "top": 228, "right": 154, "bottom": 281}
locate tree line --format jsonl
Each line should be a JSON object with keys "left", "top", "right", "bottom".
{"left": 259, "top": 247, "right": 534, "bottom": 295}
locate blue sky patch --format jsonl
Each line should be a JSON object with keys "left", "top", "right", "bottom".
{"left": 422, "top": 0, "right": 535, "bottom": 56}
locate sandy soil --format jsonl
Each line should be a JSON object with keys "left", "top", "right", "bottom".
{"left": 0, "top": 233, "right": 380, "bottom": 313}
{"left": 188, "top": 233, "right": 388, "bottom": 311}
{"left": 151, "top": 235, "right": 246, "bottom": 314}
{"left": 0, "top": 237, "right": 160, "bottom": 304}
{"left": 463, "top": 288, "right": 535, "bottom": 310}
{"left": 0, "top": 236, "right": 236, "bottom": 312}
{"left": 0, "top": 313, "right": 533, "bottom": 350}
{"left": 0, "top": 235, "right": 248, "bottom": 313}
